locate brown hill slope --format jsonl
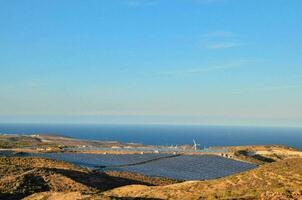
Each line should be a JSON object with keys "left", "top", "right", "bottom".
{"left": 104, "top": 158, "right": 302, "bottom": 200}
{"left": 0, "top": 157, "right": 173, "bottom": 200}
{"left": 2, "top": 157, "right": 302, "bottom": 200}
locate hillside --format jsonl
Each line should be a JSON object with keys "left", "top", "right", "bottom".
{"left": 0, "top": 157, "right": 174, "bottom": 200}
{"left": 104, "top": 158, "right": 302, "bottom": 200}
{"left": 1, "top": 157, "right": 301, "bottom": 199}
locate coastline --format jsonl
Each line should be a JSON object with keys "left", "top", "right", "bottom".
{"left": 1, "top": 133, "right": 302, "bottom": 165}
{"left": 1, "top": 133, "right": 302, "bottom": 199}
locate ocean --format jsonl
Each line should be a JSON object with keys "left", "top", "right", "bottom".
{"left": 0, "top": 123, "right": 302, "bottom": 149}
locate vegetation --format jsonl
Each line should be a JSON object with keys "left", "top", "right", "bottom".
{"left": 1, "top": 135, "right": 302, "bottom": 199}
{"left": 105, "top": 158, "right": 302, "bottom": 199}
{"left": 1, "top": 156, "right": 301, "bottom": 199}
{"left": 0, "top": 157, "right": 175, "bottom": 200}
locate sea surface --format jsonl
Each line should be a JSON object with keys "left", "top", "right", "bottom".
{"left": 0, "top": 123, "right": 302, "bottom": 149}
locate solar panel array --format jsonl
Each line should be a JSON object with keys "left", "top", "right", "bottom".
{"left": 22, "top": 153, "right": 256, "bottom": 180}
{"left": 117, "top": 155, "right": 256, "bottom": 180}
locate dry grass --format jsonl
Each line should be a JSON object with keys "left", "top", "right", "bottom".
{"left": 104, "top": 158, "right": 302, "bottom": 200}
{"left": 3, "top": 157, "right": 302, "bottom": 199}
{"left": 0, "top": 157, "right": 175, "bottom": 200}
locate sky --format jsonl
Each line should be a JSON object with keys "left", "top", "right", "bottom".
{"left": 0, "top": 0, "right": 302, "bottom": 127}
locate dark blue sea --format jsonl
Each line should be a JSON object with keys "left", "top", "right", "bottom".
{"left": 0, "top": 123, "right": 302, "bottom": 149}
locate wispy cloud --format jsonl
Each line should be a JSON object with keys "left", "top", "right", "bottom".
{"left": 193, "top": 0, "right": 228, "bottom": 5}
{"left": 27, "top": 80, "right": 44, "bottom": 89}
{"left": 200, "top": 31, "right": 244, "bottom": 49}
{"left": 125, "top": 0, "right": 158, "bottom": 7}
{"left": 206, "top": 42, "right": 243, "bottom": 49}
{"left": 201, "top": 31, "right": 237, "bottom": 38}
{"left": 127, "top": 0, "right": 226, "bottom": 7}
{"left": 232, "top": 84, "right": 302, "bottom": 95}
{"left": 251, "top": 84, "right": 302, "bottom": 91}
{"left": 158, "top": 60, "right": 250, "bottom": 76}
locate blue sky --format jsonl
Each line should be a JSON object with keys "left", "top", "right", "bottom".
{"left": 0, "top": 0, "right": 302, "bottom": 127}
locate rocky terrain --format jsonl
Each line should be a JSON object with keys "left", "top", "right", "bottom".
{"left": 0, "top": 157, "right": 175, "bottom": 200}
{"left": 1, "top": 134, "right": 302, "bottom": 199}
{"left": 104, "top": 158, "right": 302, "bottom": 200}
{"left": 0, "top": 156, "right": 301, "bottom": 200}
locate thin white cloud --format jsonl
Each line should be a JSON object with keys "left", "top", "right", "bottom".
{"left": 125, "top": 0, "right": 158, "bottom": 7}
{"left": 252, "top": 84, "right": 302, "bottom": 91}
{"left": 127, "top": 0, "right": 226, "bottom": 7}
{"left": 206, "top": 42, "right": 243, "bottom": 49}
{"left": 232, "top": 84, "right": 302, "bottom": 94}
{"left": 201, "top": 31, "right": 237, "bottom": 38}
{"left": 158, "top": 60, "right": 250, "bottom": 76}
{"left": 200, "top": 30, "right": 244, "bottom": 49}
{"left": 194, "top": 0, "right": 228, "bottom": 4}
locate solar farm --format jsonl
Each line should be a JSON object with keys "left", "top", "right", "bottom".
{"left": 17, "top": 152, "right": 256, "bottom": 180}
